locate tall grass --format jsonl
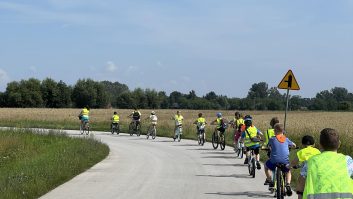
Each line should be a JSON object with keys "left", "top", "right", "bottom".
{"left": 0, "top": 129, "right": 109, "bottom": 199}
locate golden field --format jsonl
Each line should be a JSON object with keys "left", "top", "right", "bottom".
{"left": 0, "top": 108, "right": 352, "bottom": 156}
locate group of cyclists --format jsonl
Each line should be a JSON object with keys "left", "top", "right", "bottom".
{"left": 78, "top": 107, "right": 353, "bottom": 199}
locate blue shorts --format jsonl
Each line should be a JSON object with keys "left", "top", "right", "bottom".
{"left": 265, "top": 160, "right": 290, "bottom": 173}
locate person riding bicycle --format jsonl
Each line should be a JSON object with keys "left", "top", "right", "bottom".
{"left": 129, "top": 108, "right": 141, "bottom": 130}
{"left": 111, "top": 111, "right": 120, "bottom": 130}
{"left": 230, "top": 112, "right": 245, "bottom": 149}
{"left": 78, "top": 106, "right": 90, "bottom": 129}
{"left": 290, "top": 135, "right": 320, "bottom": 199}
{"left": 264, "top": 123, "right": 296, "bottom": 196}
{"left": 193, "top": 113, "right": 207, "bottom": 141}
{"left": 172, "top": 110, "right": 184, "bottom": 139}
{"left": 210, "top": 112, "right": 228, "bottom": 136}
{"left": 148, "top": 111, "right": 158, "bottom": 126}
{"left": 240, "top": 115, "right": 262, "bottom": 169}
{"left": 301, "top": 128, "right": 353, "bottom": 199}
{"left": 262, "top": 117, "right": 279, "bottom": 151}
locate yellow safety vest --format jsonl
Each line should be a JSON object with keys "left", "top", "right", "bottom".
{"left": 82, "top": 108, "right": 89, "bottom": 116}
{"left": 297, "top": 146, "right": 321, "bottom": 163}
{"left": 303, "top": 151, "right": 353, "bottom": 199}
{"left": 175, "top": 115, "right": 183, "bottom": 125}
{"left": 236, "top": 118, "right": 244, "bottom": 128}
{"left": 244, "top": 126, "right": 260, "bottom": 147}
{"left": 197, "top": 117, "right": 206, "bottom": 124}
{"left": 263, "top": 128, "right": 275, "bottom": 146}
{"left": 112, "top": 115, "right": 119, "bottom": 123}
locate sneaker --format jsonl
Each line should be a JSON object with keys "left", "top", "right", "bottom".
{"left": 286, "top": 184, "right": 292, "bottom": 196}
{"left": 256, "top": 161, "right": 261, "bottom": 170}
{"left": 264, "top": 179, "right": 272, "bottom": 185}
{"left": 244, "top": 157, "right": 248, "bottom": 164}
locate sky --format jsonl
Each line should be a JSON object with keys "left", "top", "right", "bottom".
{"left": 1, "top": 0, "right": 353, "bottom": 98}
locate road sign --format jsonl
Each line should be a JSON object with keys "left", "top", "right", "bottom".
{"left": 278, "top": 70, "right": 300, "bottom": 90}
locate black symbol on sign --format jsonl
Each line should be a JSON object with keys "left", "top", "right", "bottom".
{"left": 285, "top": 75, "right": 292, "bottom": 88}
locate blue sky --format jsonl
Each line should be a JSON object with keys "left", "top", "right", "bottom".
{"left": 1, "top": 0, "right": 353, "bottom": 98}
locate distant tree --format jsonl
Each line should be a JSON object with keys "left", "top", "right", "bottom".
{"left": 247, "top": 82, "right": 269, "bottom": 99}
{"left": 116, "top": 92, "right": 135, "bottom": 108}
{"left": 331, "top": 87, "right": 348, "bottom": 102}
{"left": 0, "top": 92, "right": 6, "bottom": 107}
{"left": 101, "top": 81, "right": 129, "bottom": 105}
{"left": 41, "top": 78, "right": 60, "bottom": 108}
{"left": 72, "top": 79, "right": 109, "bottom": 108}
{"left": 158, "top": 91, "right": 169, "bottom": 109}
{"left": 56, "top": 80, "right": 72, "bottom": 108}
{"left": 5, "top": 78, "right": 43, "bottom": 107}
{"left": 187, "top": 90, "right": 197, "bottom": 100}
{"left": 204, "top": 91, "right": 218, "bottom": 101}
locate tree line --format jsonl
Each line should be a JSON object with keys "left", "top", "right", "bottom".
{"left": 0, "top": 78, "right": 352, "bottom": 111}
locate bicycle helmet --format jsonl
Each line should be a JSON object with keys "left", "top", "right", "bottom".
{"left": 244, "top": 115, "right": 252, "bottom": 121}
{"left": 216, "top": 112, "right": 222, "bottom": 118}
{"left": 151, "top": 111, "right": 155, "bottom": 115}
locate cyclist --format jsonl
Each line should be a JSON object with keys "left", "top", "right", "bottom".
{"left": 290, "top": 135, "right": 320, "bottom": 199}
{"left": 172, "top": 110, "right": 184, "bottom": 140}
{"left": 301, "top": 128, "right": 353, "bottom": 199}
{"left": 111, "top": 111, "right": 120, "bottom": 130}
{"left": 264, "top": 123, "right": 296, "bottom": 196}
{"left": 210, "top": 112, "right": 228, "bottom": 137}
{"left": 129, "top": 108, "right": 141, "bottom": 130}
{"left": 263, "top": 117, "right": 280, "bottom": 185}
{"left": 240, "top": 115, "right": 262, "bottom": 169}
{"left": 78, "top": 105, "right": 90, "bottom": 130}
{"left": 147, "top": 110, "right": 158, "bottom": 126}
{"left": 230, "top": 112, "right": 245, "bottom": 150}
{"left": 193, "top": 113, "right": 207, "bottom": 141}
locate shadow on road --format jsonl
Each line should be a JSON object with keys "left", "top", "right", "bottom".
{"left": 153, "top": 140, "right": 175, "bottom": 143}
{"left": 203, "top": 163, "right": 247, "bottom": 167}
{"left": 201, "top": 151, "right": 235, "bottom": 155}
{"left": 186, "top": 148, "right": 215, "bottom": 151}
{"left": 205, "top": 191, "right": 273, "bottom": 198}
{"left": 196, "top": 173, "right": 250, "bottom": 179}
{"left": 172, "top": 144, "right": 198, "bottom": 147}
{"left": 201, "top": 156, "right": 235, "bottom": 159}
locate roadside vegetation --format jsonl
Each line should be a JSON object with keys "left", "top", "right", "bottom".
{"left": 0, "top": 129, "right": 109, "bottom": 199}
{"left": 1, "top": 108, "right": 352, "bottom": 189}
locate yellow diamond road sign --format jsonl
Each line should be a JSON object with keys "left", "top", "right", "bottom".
{"left": 278, "top": 70, "right": 300, "bottom": 90}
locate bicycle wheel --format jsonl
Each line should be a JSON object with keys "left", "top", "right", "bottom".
{"left": 111, "top": 125, "right": 115, "bottom": 134}
{"left": 220, "top": 134, "right": 226, "bottom": 150}
{"left": 129, "top": 123, "right": 134, "bottom": 136}
{"left": 198, "top": 132, "right": 202, "bottom": 145}
{"left": 212, "top": 131, "right": 219, "bottom": 149}
{"left": 251, "top": 158, "right": 256, "bottom": 178}
{"left": 136, "top": 124, "right": 141, "bottom": 136}
{"left": 239, "top": 147, "right": 244, "bottom": 159}
{"left": 248, "top": 157, "right": 252, "bottom": 175}
{"left": 201, "top": 133, "right": 205, "bottom": 146}
{"left": 276, "top": 168, "right": 283, "bottom": 199}
{"left": 146, "top": 128, "right": 150, "bottom": 139}
{"left": 178, "top": 132, "right": 181, "bottom": 142}
{"left": 80, "top": 124, "right": 84, "bottom": 135}
{"left": 151, "top": 127, "right": 156, "bottom": 139}
{"left": 116, "top": 124, "right": 120, "bottom": 135}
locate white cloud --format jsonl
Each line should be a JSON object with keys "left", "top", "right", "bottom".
{"left": 0, "top": 68, "right": 10, "bottom": 82}
{"left": 106, "top": 61, "right": 117, "bottom": 72}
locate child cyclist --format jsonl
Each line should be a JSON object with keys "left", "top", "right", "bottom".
{"left": 111, "top": 111, "right": 120, "bottom": 130}
{"left": 290, "top": 135, "right": 320, "bottom": 199}
{"left": 264, "top": 123, "right": 296, "bottom": 196}
{"left": 231, "top": 112, "right": 245, "bottom": 149}
{"left": 193, "top": 113, "right": 207, "bottom": 141}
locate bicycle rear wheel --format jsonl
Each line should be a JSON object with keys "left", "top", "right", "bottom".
{"left": 220, "top": 135, "right": 225, "bottom": 150}
{"left": 129, "top": 123, "right": 134, "bottom": 136}
{"left": 151, "top": 128, "right": 156, "bottom": 139}
{"left": 276, "top": 168, "right": 284, "bottom": 199}
{"left": 136, "top": 124, "right": 141, "bottom": 136}
{"left": 212, "top": 131, "right": 219, "bottom": 149}
{"left": 251, "top": 158, "right": 256, "bottom": 178}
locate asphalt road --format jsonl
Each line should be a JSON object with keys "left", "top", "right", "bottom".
{"left": 41, "top": 130, "right": 297, "bottom": 199}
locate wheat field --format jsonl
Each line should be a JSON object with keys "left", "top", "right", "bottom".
{"left": 0, "top": 108, "right": 352, "bottom": 156}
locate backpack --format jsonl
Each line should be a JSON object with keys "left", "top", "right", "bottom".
{"left": 220, "top": 119, "right": 228, "bottom": 129}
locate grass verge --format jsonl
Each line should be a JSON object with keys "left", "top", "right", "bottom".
{"left": 0, "top": 129, "right": 109, "bottom": 199}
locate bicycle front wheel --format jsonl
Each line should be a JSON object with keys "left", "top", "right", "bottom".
{"left": 151, "top": 128, "right": 156, "bottom": 139}
{"left": 220, "top": 135, "right": 226, "bottom": 150}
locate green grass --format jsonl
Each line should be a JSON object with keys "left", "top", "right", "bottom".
{"left": 0, "top": 129, "right": 109, "bottom": 199}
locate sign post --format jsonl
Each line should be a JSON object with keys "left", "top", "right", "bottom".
{"left": 278, "top": 70, "right": 300, "bottom": 131}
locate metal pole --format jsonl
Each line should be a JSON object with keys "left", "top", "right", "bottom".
{"left": 284, "top": 89, "right": 290, "bottom": 131}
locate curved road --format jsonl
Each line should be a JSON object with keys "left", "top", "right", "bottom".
{"left": 41, "top": 130, "right": 297, "bottom": 199}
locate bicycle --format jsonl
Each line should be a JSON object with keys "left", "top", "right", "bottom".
{"left": 211, "top": 129, "right": 226, "bottom": 150}
{"left": 146, "top": 124, "right": 157, "bottom": 139}
{"left": 197, "top": 124, "right": 205, "bottom": 146}
{"left": 80, "top": 121, "right": 90, "bottom": 135}
{"left": 269, "top": 163, "right": 289, "bottom": 199}
{"left": 173, "top": 125, "right": 182, "bottom": 142}
{"left": 247, "top": 148, "right": 257, "bottom": 178}
{"left": 111, "top": 123, "right": 120, "bottom": 135}
{"left": 129, "top": 120, "right": 141, "bottom": 136}
{"left": 234, "top": 139, "right": 244, "bottom": 158}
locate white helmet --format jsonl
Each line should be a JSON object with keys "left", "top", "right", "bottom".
{"left": 151, "top": 111, "right": 155, "bottom": 115}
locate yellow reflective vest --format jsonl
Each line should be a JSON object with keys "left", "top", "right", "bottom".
{"left": 303, "top": 151, "right": 353, "bottom": 199}
{"left": 82, "top": 108, "right": 89, "bottom": 116}
{"left": 244, "top": 126, "right": 260, "bottom": 147}
{"left": 297, "top": 146, "right": 321, "bottom": 163}
{"left": 263, "top": 128, "right": 275, "bottom": 147}
{"left": 112, "top": 115, "right": 119, "bottom": 123}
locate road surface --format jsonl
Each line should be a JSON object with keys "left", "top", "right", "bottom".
{"left": 41, "top": 130, "right": 297, "bottom": 199}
